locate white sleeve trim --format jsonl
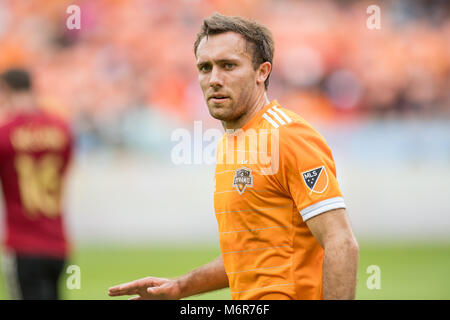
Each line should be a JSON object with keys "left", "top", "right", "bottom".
{"left": 299, "top": 197, "right": 346, "bottom": 221}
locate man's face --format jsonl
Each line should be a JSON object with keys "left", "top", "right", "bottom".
{"left": 196, "top": 32, "right": 259, "bottom": 124}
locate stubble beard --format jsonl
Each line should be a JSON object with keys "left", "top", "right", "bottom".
{"left": 206, "top": 81, "right": 257, "bottom": 127}
{"left": 208, "top": 98, "right": 236, "bottom": 121}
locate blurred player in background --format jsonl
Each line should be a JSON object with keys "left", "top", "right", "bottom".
{"left": 109, "top": 13, "right": 359, "bottom": 300}
{"left": 0, "top": 68, "right": 73, "bottom": 300}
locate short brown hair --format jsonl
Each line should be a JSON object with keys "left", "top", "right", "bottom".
{"left": 194, "top": 13, "right": 274, "bottom": 90}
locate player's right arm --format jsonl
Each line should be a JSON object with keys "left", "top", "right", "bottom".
{"left": 108, "top": 255, "right": 229, "bottom": 300}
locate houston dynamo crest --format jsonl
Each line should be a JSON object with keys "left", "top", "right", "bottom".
{"left": 233, "top": 167, "right": 253, "bottom": 195}
{"left": 302, "top": 165, "right": 328, "bottom": 194}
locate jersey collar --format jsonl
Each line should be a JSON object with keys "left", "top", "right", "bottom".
{"left": 241, "top": 99, "right": 279, "bottom": 131}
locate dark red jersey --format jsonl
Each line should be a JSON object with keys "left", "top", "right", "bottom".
{"left": 0, "top": 109, "right": 73, "bottom": 258}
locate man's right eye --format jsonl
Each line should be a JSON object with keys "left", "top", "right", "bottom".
{"left": 200, "top": 65, "right": 211, "bottom": 72}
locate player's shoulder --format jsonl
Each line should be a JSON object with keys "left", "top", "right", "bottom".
{"left": 260, "top": 101, "right": 324, "bottom": 140}
{"left": 39, "top": 109, "right": 68, "bottom": 124}
{"left": 0, "top": 112, "right": 19, "bottom": 131}
{"left": 36, "top": 110, "right": 72, "bottom": 133}
{"left": 0, "top": 113, "right": 9, "bottom": 129}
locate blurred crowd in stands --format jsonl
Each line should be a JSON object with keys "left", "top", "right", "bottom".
{"left": 0, "top": 0, "right": 448, "bottom": 152}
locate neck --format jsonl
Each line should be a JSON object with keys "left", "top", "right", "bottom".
{"left": 223, "top": 92, "right": 270, "bottom": 130}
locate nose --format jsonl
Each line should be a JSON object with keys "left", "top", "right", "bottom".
{"left": 209, "top": 66, "right": 223, "bottom": 88}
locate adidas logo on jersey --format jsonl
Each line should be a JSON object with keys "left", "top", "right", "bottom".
{"left": 262, "top": 105, "right": 292, "bottom": 128}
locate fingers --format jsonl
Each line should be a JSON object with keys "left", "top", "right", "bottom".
{"left": 128, "top": 296, "right": 142, "bottom": 301}
{"left": 108, "top": 286, "right": 139, "bottom": 296}
{"left": 147, "top": 287, "right": 157, "bottom": 295}
{"left": 108, "top": 277, "right": 171, "bottom": 298}
{"left": 108, "top": 277, "right": 164, "bottom": 296}
{"left": 146, "top": 284, "right": 176, "bottom": 300}
{"left": 108, "top": 279, "right": 144, "bottom": 296}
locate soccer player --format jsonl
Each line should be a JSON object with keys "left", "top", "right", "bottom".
{"left": 108, "top": 13, "right": 359, "bottom": 300}
{"left": 0, "top": 68, "right": 73, "bottom": 299}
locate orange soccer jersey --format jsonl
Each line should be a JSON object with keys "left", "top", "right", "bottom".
{"left": 214, "top": 100, "right": 346, "bottom": 300}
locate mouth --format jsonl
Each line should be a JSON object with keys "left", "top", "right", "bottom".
{"left": 208, "top": 94, "right": 230, "bottom": 103}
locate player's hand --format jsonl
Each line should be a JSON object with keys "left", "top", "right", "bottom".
{"left": 108, "top": 276, "right": 182, "bottom": 300}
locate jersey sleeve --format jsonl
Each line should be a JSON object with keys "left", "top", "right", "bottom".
{"left": 277, "top": 121, "right": 346, "bottom": 221}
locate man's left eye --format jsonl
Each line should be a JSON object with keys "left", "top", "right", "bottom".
{"left": 225, "top": 63, "right": 234, "bottom": 69}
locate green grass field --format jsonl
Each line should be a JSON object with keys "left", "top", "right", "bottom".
{"left": 1, "top": 242, "right": 449, "bottom": 300}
